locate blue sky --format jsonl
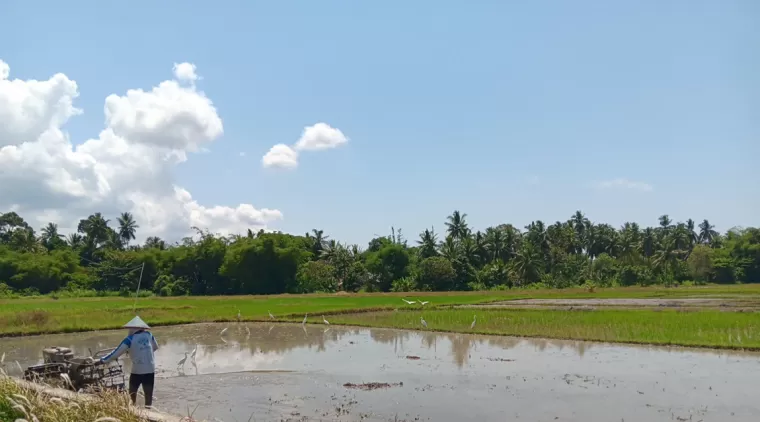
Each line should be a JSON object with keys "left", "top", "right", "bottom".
{"left": 1, "top": 0, "right": 758, "bottom": 245}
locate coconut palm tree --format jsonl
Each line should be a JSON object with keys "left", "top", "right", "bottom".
{"left": 117, "top": 212, "right": 139, "bottom": 245}
{"left": 40, "top": 222, "right": 65, "bottom": 250}
{"left": 77, "top": 213, "right": 111, "bottom": 247}
{"left": 144, "top": 236, "right": 166, "bottom": 250}
{"left": 417, "top": 227, "right": 439, "bottom": 259}
{"left": 698, "top": 219, "right": 718, "bottom": 244}
{"left": 445, "top": 210, "right": 469, "bottom": 240}
{"left": 66, "top": 233, "right": 84, "bottom": 248}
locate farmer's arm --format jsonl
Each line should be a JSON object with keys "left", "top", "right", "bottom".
{"left": 100, "top": 337, "right": 131, "bottom": 363}
{"left": 151, "top": 334, "right": 159, "bottom": 352}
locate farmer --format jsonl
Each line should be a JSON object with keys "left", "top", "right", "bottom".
{"left": 99, "top": 316, "right": 159, "bottom": 408}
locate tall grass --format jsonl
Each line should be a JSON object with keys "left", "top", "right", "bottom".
{"left": 0, "top": 371, "right": 148, "bottom": 422}
{"left": 326, "top": 308, "right": 760, "bottom": 350}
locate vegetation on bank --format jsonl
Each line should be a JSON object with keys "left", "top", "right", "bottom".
{"left": 2, "top": 284, "right": 760, "bottom": 337}
{"left": 0, "top": 374, "right": 147, "bottom": 422}
{"left": 327, "top": 308, "right": 760, "bottom": 350}
{"left": 1, "top": 209, "right": 758, "bottom": 298}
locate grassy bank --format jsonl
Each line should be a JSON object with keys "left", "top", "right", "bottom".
{"left": 0, "top": 374, "right": 147, "bottom": 422}
{"left": 323, "top": 308, "right": 760, "bottom": 350}
{"left": 1, "top": 284, "right": 759, "bottom": 338}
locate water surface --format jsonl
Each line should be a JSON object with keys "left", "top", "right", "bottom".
{"left": 1, "top": 323, "right": 757, "bottom": 421}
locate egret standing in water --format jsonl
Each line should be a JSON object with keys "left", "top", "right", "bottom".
{"left": 268, "top": 311, "right": 275, "bottom": 320}
{"left": 420, "top": 317, "right": 427, "bottom": 328}
{"left": 220, "top": 327, "right": 229, "bottom": 336}
{"left": 302, "top": 313, "right": 308, "bottom": 325}
{"left": 237, "top": 309, "right": 242, "bottom": 322}
{"left": 177, "top": 352, "right": 188, "bottom": 369}
{"left": 190, "top": 345, "right": 197, "bottom": 362}
{"left": 470, "top": 315, "right": 477, "bottom": 329}
{"left": 322, "top": 316, "right": 330, "bottom": 325}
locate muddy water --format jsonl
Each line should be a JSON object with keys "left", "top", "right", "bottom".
{"left": 1, "top": 323, "right": 758, "bottom": 422}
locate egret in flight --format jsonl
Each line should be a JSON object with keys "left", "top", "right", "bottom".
{"left": 402, "top": 299, "right": 416, "bottom": 305}
{"left": 419, "top": 301, "right": 430, "bottom": 306}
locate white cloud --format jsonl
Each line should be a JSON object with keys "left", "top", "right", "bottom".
{"left": 294, "top": 122, "right": 348, "bottom": 151}
{"left": 0, "top": 59, "right": 282, "bottom": 241}
{"left": 261, "top": 122, "right": 348, "bottom": 169}
{"left": 594, "top": 178, "right": 653, "bottom": 192}
{"left": 238, "top": 151, "right": 246, "bottom": 157}
{"left": 262, "top": 144, "right": 298, "bottom": 169}
{"left": 172, "top": 62, "right": 199, "bottom": 83}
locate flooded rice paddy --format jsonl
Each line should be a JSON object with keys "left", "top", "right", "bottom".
{"left": 1, "top": 323, "right": 758, "bottom": 421}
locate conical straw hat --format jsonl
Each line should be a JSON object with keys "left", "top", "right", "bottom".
{"left": 123, "top": 316, "right": 150, "bottom": 329}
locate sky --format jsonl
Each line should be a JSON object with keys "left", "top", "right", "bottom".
{"left": 0, "top": 0, "right": 758, "bottom": 246}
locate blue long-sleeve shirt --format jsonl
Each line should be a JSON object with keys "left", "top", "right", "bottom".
{"left": 101, "top": 330, "right": 159, "bottom": 374}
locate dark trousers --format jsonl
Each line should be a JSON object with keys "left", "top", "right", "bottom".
{"left": 128, "top": 372, "right": 155, "bottom": 406}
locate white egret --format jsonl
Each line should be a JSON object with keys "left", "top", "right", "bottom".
{"left": 420, "top": 317, "right": 427, "bottom": 328}
{"left": 470, "top": 315, "right": 477, "bottom": 329}
{"left": 302, "top": 313, "right": 308, "bottom": 325}
{"left": 245, "top": 325, "right": 251, "bottom": 335}
{"left": 177, "top": 352, "right": 188, "bottom": 369}
{"left": 268, "top": 310, "right": 275, "bottom": 319}
{"left": 1, "top": 352, "right": 4, "bottom": 364}
{"left": 190, "top": 345, "right": 197, "bottom": 361}
{"left": 220, "top": 327, "right": 229, "bottom": 335}
{"left": 402, "top": 299, "right": 416, "bottom": 305}
{"left": 419, "top": 301, "right": 430, "bottom": 306}
{"left": 237, "top": 309, "right": 242, "bottom": 322}
{"left": 322, "top": 316, "right": 330, "bottom": 325}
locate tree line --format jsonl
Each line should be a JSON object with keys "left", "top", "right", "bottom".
{"left": 0, "top": 210, "right": 757, "bottom": 297}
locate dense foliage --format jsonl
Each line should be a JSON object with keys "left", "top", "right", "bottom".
{"left": 0, "top": 210, "right": 758, "bottom": 296}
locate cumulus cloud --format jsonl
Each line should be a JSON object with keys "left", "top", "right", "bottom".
{"left": 172, "top": 62, "right": 199, "bottom": 83}
{"left": 594, "top": 178, "right": 653, "bottom": 192}
{"left": 262, "top": 144, "right": 298, "bottom": 169}
{"left": 261, "top": 122, "right": 348, "bottom": 169}
{"left": 0, "top": 59, "right": 282, "bottom": 241}
{"left": 294, "top": 123, "right": 348, "bottom": 151}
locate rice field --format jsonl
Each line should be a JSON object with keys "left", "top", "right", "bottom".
{"left": 322, "top": 308, "right": 760, "bottom": 350}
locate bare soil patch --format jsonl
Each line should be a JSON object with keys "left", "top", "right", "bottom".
{"left": 342, "top": 382, "right": 403, "bottom": 391}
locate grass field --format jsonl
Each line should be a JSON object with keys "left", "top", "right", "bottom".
{"left": 322, "top": 308, "right": 760, "bottom": 350}
{"left": 2, "top": 285, "right": 760, "bottom": 349}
